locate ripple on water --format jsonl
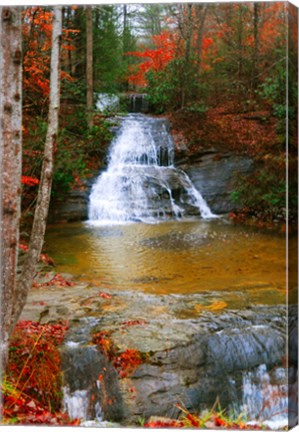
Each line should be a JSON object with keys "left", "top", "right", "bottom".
{"left": 45, "top": 219, "right": 288, "bottom": 307}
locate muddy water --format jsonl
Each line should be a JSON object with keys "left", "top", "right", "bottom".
{"left": 45, "top": 218, "right": 290, "bottom": 307}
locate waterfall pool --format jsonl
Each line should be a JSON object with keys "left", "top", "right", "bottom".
{"left": 41, "top": 113, "right": 295, "bottom": 429}
{"left": 45, "top": 218, "right": 293, "bottom": 307}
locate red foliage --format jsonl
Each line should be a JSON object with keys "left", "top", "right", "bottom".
{"left": 3, "top": 320, "right": 72, "bottom": 425}
{"left": 32, "top": 273, "right": 75, "bottom": 288}
{"left": 18, "top": 243, "right": 29, "bottom": 252}
{"left": 40, "top": 253, "right": 55, "bottom": 266}
{"left": 127, "top": 31, "right": 178, "bottom": 86}
{"left": 22, "top": 7, "right": 77, "bottom": 102}
{"left": 214, "top": 415, "right": 229, "bottom": 427}
{"left": 92, "top": 332, "right": 144, "bottom": 378}
{"left": 170, "top": 104, "right": 279, "bottom": 159}
{"left": 92, "top": 331, "right": 113, "bottom": 356}
{"left": 186, "top": 413, "right": 200, "bottom": 427}
{"left": 18, "top": 243, "right": 55, "bottom": 267}
{"left": 145, "top": 419, "right": 184, "bottom": 428}
{"left": 113, "top": 349, "right": 143, "bottom": 378}
{"left": 121, "top": 319, "right": 148, "bottom": 327}
{"left": 99, "top": 292, "right": 112, "bottom": 299}
{"left": 21, "top": 176, "right": 39, "bottom": 186}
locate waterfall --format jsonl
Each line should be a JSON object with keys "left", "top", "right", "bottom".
{"left": 240, "top": 364, "right": 288, "bottom": 429}
{"left": 88, "top": 114, "right": 215, "bottom": 225}
{"left": 128, "top": 93, "right": 149, "bottom": 113}
{"left": 61, "top": 335, "right": 288, "bottom": 429}
{"left": 60, "top": 319, "right": 104, "bottom": 423}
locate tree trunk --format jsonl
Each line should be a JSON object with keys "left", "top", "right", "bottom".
{"left": 123, "top": 4, "right": 127, "bottom": 35}
{"left": 195, "top": 4, "right": 207, "bottom": 73}
{"left": 86, "top": 5, "right": 93, "bottom": 128}
{"left": 0, "top": 7, "right": 22, "bottom": 373}
{"left": 12, "top": 6, "right": 62, "bottom": 328}
{"left": 181, "top": 4, "right": 193, "bottom": 108}
{"left": 252, "top": 3, "right": 259, "bottom": 90}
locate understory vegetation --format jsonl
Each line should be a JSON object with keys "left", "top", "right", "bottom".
{"left": 2, "top": 320, "right": 74, "bottom": 425}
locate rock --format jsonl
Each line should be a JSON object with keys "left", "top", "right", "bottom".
{"left": 183, "top": 153, "right": 255, "bottom": 214}
{"left": 49, "top": 190, "right": 89, "bottom": 223}
{"left": 20, "top": 284, "right": 288, "bottom": 425}
{"left": 49, "top": 172, "right": 101, "bottom": 223}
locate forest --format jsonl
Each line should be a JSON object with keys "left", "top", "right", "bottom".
{"left": 18, "top": 3, "right": 299, "bottom": 222}
{"left": 0, "top": 2, "right": 298, "bottom": 427}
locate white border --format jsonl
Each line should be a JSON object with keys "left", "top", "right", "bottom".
{"left": 0, "top": 1, "right": 298, "bottom": 432}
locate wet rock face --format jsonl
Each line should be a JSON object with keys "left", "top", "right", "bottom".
{"left": 50, "top": 190, "right": 89, "bottom": 223}
{"left": 20, "top": 283, "right": 287, "bottom": 425}
{"left": 183, "top": 152, "right": 254, "bottom": 214}
{"left": 123, "top": 310, "right": 285, "bottom": 422}
{"left": 49, "top": 175, "right": 97, "bottom": 223}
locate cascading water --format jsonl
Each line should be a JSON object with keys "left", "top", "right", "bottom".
{"left": 128, "top": 93, "right": 149, "bottom": 113}
{"left": 240, "top": 364, "right": 288, "bottom": 429}
{"left": 88, "top": 114, "right": 215, "bottom": 224}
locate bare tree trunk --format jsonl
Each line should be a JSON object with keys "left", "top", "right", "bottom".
{"left": 181, "top": 4, "right": 193, "bottom": 108}
{"left": 12, "top": 6, "right": 62, "bottom": 327}
{"left": 195, "top": 4, "right": 207, "bottom": 73}
{"left": 0, "top": 7, "right": 22, "bottom": 374}
{"left": 252, "top": 3, "right": 259, "bottom": 90}
{"left": 86, "top": 5, "right": 93, "bottom": 128}
{"left": 123, "top": 4, "right": 127, "bottom": 36}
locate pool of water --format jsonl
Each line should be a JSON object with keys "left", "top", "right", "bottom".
{"left": 45, "top": 217, "right": 291, "bottom": 307}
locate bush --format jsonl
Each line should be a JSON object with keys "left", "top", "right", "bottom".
{"left": 83, "top": 123, "right": 113, "bottom": 157}
{"left": 231, "top": 162, "right": 290, "bottom": 221}
{"left": 3, "top": 321, "right": 71, "bottom": 425}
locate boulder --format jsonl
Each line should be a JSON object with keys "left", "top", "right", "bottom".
{"left": 183, "top": 153, "right": 255, "bottom": 214}
{"left": 20, "top": 283, "right": 288, "bottom": 425}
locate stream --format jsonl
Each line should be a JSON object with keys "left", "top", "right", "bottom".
{"left": 42, "top": 109, "right": 293, "bottom": 428}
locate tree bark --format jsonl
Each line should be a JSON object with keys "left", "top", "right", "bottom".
{"left": 181, "top": 4, "right": 193, "bottom": 108}
{"left": 0, "top": 7, "right": 22, "bottom": 373}
{"left": 86, "top": 5, "right": 93, "bottom": 128}
{"left": 195, "top": 4, "right": 207, "bottom": 73}
{"left": 123, "top": 4, "right": 127, "bottom": 35}
{"left": 252, "top": 3, "right": 259, "bottom": 90}
{"left": 12, "top": 6, "right": 62, "bottom": 328}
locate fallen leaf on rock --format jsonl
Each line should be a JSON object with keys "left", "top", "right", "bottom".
{"left": 207, "top": 300, "right": 228, "bottom": 311}
{"left": 121, "top": 319, "right": 148, "bottom": 327}
{"left": 98, "top": 292, "right": 112, "bottom": 299}
{"left": 194, "top": 300, "right": 228, "bottom": 313}
{"left": 40, "top": 253, "right": 55, "bottom": 266}
{"left": 32, "top": 301, "right": 48, "bottom": 306}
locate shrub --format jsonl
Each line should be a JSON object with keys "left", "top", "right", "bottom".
{"left": 2, "top": 321, "right": 71, "bottom": 425}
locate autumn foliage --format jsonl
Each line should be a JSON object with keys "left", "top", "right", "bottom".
{"left": 22, "top": 7, "right": 77, "bottom": 109}
{"left": 2, "top": 320, "right": 74, "bottom": 425}
{"left": 127, "top": 31, "right": 178, "bottom": 87}
{"left": 21, "top": 176, "right": 39, "bottom": 186}
{"left": 92, "top": 330, "right": 144, "bottom": 378}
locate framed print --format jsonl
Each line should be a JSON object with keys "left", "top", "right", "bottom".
{"left": 1, "top": 1, "right": 298, "bottom": 430}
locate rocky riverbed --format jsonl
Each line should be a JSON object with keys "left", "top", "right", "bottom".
{"left": 20, "top": 274, "right": 290, "bottom": 426}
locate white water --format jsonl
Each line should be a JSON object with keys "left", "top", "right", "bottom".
{"left": 61, "top": 359, "right": 288, "bottom": 428}
{"left": 241, "top": 364, "right": 288, "bottom": 429}
{"left": 88, "top": 114, "right": 215, "bottom": 225}
{"left": 62, "top": 387, "right": 90, "bottom": 420}
{"left": 96, "top": 93, "right": 119, "bottom": 112}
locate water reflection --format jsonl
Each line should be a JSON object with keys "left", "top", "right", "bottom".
{"left": 45, "top": 219, "right": 287, "bottom": 306}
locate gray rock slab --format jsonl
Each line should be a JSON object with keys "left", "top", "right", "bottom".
{"left": 20, "top": 284, "right": 287, "bottom": 424}
{"left": 184, "top": 154, "right": 254, "bottom": 213}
